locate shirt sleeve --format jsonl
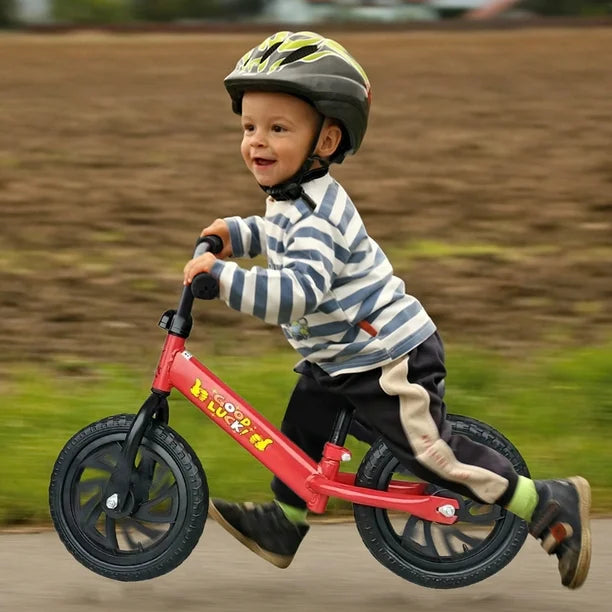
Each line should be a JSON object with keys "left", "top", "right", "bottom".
{"left": 224, "top": 215, "right": 267, "bottom": 259}
{"left": 210, "top": 216, "right": 347, "bottom": 325}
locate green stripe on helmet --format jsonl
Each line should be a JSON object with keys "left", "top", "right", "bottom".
{"left": 257, "top": 30, "right": 290, "bottom": 51}
{"left": 277, "top": 35, "right": 324, "bottom": 52}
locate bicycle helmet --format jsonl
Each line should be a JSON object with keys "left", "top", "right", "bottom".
{"left": 224, "top": 31, "right": 371, "bottom": 165}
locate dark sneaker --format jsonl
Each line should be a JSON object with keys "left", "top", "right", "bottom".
{"left": 208, "top": 499, "right": 309, "bottom": 568}
{"left": 530, "top": 476, "right": 591, "bottom": 589}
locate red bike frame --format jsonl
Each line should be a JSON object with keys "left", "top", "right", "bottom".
{"left": 152, "top": 333, "right": 459, "bottom": 524}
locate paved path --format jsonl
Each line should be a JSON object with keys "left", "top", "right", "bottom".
{"left": 1, "top": 520, "right": 611, "bottom": 612}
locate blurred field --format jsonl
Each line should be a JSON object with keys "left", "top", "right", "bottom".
{"left": 1, "top": 28, "right": 611, "bottom": 364}
{"left": 1, "top": 29, "right": 611, "bottom": 523}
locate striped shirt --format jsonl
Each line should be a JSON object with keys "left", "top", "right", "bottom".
{"left": 210, "top": 172, "right": 436, "bottom": 376}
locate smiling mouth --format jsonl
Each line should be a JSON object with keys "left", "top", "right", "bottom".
{"left": 253, "top": 157, "right": 276, "bottom": 167}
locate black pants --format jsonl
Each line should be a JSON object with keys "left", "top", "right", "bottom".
{"left": 271, "top": 332, "right": 519, "bottom": 509}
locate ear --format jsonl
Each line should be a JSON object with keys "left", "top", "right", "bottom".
{"left": 315, "top": 120, "right": 343, "bottom": 159}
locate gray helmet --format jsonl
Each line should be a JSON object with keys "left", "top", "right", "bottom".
{"left": 224, "top": 31, "right": 371, "bottom": 163}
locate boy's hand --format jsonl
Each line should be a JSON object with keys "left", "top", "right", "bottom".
{"left": 201, "top": 219, "right": 233, "bottom": 259}
{"left": 183, "top": 218, "right": 231, "bottom": 286}
{"left": 183, "top": 252, "right": 217, "bottom": 286}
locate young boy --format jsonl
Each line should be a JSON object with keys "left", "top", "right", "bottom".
{"left": 183, "top": 31, "right": 591, "bottom": 589}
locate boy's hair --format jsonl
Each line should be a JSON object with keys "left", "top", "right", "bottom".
{"left": 224, "top": 31, "right": 371, "bottom": 164}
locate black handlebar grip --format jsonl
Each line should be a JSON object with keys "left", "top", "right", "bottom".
{"left": 190, "top": 234, "right": 222, "bottom": 300}
{"left": 191, "top": 273, "right": 219, "bottom": 300}
{"left": 194, "top": 234, "right": 223, "bottom": 257}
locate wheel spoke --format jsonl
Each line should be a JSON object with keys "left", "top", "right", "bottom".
{"left": 400, "top": 515, "right": 420, "bottom": 547}
{"left": 77, "top": 493, "right": 103, "bottom": 533}
{"left": 123, "top": 517, "right": 164, "bottom": 540}
{"left": 80, "top": 443, "right": 121, "bottom": 472}
{"left": 77, "top": 478, "right": 108, "bottom": 496}
{"left": 422, "top": 521, "right": 440, "bottom": 559}
{"left": 443, "top": 526, "right": 483, "bottom": 550}
{"left": 151, "top": 462, "right": 172, "bottom": 490}
{"left": 400, "top": 516, "right": 439, "bottom": 558}
{"left": 119, "top": 522, "right": 140, "bottom": 550}
{"left": 133, "top": 482, "right": 178, "bottom": 523}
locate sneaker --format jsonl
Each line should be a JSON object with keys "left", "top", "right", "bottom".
{"left": 208, "top": 499, "right": 309, "bottom": 568}
{"left": 529, "top": 476, "right": 591, "bottom": 589}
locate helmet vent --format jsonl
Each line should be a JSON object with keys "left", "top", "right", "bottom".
{"left": 260, "top": 42, "right": 282, "bottom": 63}
{"left": 280, "top": 45, "right": 319, "bottom": 66}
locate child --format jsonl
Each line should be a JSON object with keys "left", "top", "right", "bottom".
{"left": 183, "top": 31, "right": 591, "bottom": 589}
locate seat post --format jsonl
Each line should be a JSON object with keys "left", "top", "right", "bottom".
{"left": 308, "top": 406, "right": 355, "bottom": 514}
{"left": 329, "top": 406, "right": 354, "bottom": 446}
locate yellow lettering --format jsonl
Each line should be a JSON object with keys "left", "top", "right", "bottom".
{"left": 190, "top": 379, "right": 202, "bottom": 398}
{"left": 256, "top": 438, "right": 273, "bottom": 451}
{"left": 249, "top": 434, "right": 274, "bottom": 451}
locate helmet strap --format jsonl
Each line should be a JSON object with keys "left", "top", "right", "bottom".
{"left": 259, "top": 114, "right": 329, "bottom": 210}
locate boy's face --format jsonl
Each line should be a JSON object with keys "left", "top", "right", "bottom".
{"left": 240, "top": 91, "right": 322, "bottom": 187}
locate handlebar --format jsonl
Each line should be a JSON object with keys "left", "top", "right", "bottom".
{"left": 193, "top": 234, "right": 223, "bottom": 258}
{"left": 190, "top": 235, "right": 223, "bottom": 300}
{"left": 163, "top": 235, "right": 223, "bottom": 338}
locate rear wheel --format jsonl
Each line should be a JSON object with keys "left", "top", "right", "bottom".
{"left": 353, "top": 414, "right": 530, "bottom": 589}
{"left": 49, "top": 414, "right": 207, "bottom": 581}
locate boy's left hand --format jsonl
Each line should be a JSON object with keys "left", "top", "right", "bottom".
{"left": 183, "top": 252, "right": 217, "bottom": 286}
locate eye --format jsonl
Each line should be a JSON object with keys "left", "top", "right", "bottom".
{"left": 272, "top": 124, "right": 286, "bottom": 133}
{"left": 242, "top": 123, "right": 255, "bottom": 133}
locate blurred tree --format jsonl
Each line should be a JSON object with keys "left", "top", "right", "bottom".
{"left": 522, "top": 0, "right": 612, "bottom": 15}
{"left": 131, "top": 0, "right": 266, "bottom": 21}
{"left": 49, "top": 0, "right": 267, "bottom": 23}
{"left": 53, "top": 0, "right": 132, "bottom": 23}
{"left": 131, "top": 0, "right": 186, "bottom": 21}
{"left": 0, "top": 0, "right": 15, "bottom": 26}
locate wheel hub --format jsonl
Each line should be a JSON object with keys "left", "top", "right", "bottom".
{"left": 103, "top": 490, "right": 135, "bottom": 519}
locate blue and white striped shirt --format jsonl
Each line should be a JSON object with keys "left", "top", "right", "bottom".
{"left": 210, "top": 173, "right": 436, "bottom": 376}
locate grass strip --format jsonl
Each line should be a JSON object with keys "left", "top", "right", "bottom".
{"left": 1, "top": 343, "right": 611, "bottom": 525}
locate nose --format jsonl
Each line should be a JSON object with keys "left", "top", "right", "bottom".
{"left": 249, "top": 127, "right": 266, "bottom": 148}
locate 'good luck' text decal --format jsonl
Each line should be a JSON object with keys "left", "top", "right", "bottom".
{"left": 190, "top": 378, "right": 273, "bottom": 452}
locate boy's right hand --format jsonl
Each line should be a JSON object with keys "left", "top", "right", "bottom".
{"left": 201, "top": 218, "right": 233, "bottom": 259}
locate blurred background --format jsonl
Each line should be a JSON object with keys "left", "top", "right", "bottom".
{"left": 2, "top": 0, "right": 612, "bottom": 26}
{"left": 0, "top": 1, "right": 611, "bottom": 526}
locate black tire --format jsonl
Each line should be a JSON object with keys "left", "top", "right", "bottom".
{"left": 49, "top": 414, "right": 207, "bottom": 581}
{"left": 353, "top": 414, "right": 530, "bottom": 589}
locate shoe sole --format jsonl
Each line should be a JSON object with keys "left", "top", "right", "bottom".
{"left": 208, "top": 500, "right": 293, "bottom": 569}
{"left": 565, "top": 476, "right": 592, "bottom": 589}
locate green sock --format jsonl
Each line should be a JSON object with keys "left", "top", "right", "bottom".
{"left": 505, "top": 475, "right": 539, "bottom": 521}
{"left": 275, "top": 501, "right": 308, "bottom": 525}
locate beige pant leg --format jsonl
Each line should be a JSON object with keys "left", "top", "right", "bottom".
{"left": 379, "top": 357, "right": 509, "bottom": 504}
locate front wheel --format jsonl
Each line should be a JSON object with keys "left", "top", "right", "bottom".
{"left": 49, "top": 414, "right": 207, "bottom": 581}
{"left": 353, "top": 414, "right": 530, "bottom": 589}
